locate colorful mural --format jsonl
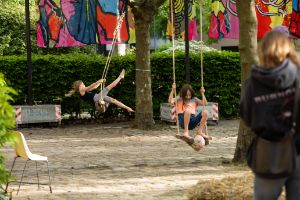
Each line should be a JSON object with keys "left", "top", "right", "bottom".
{"left": 36, "top": 0, "right": 135, "bottom": 48}
{"left": 166, "top": 0, "right": 199, "bottom": 40}
{"left": 208, "top": 0, "right": 239, "bottom": 39}
{"left": 208, "top": 0, "right": 300, "bottom": 39}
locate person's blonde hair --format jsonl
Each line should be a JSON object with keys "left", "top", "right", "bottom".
{"left": 65, "top": 80, "right": 83, "bottom": 97}
{"left": 258, "top": 31, "right": 300, "bottom": 68}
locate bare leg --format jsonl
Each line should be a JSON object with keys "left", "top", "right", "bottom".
{"left": 106, "top": 69, "right": 125, "bottom": 90}
{"left": 196, "top": 110, "right": 211, "bottom": 139}
{"left": 111, "top": 98, "right": 134, "bottom": 112}
{"left": 183, "top": 110, "right": 192, "bottom": 138}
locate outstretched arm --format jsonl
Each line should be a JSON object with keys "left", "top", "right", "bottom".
{"left": 85, "top": 79, "right": 105, "bottom": 92}
{"left": 168, "top": 83, "right": 177, "bottom": 104}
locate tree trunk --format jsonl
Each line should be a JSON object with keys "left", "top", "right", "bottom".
{"left": 133, "top": 15, "right": 155, "bottom": 129}
{"left": 233, "top": 0, "right": 259, "bottom": 162}
{"left": 129, "top": 0, "right": 166, "bottom": 129}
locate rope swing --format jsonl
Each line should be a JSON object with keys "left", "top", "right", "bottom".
{"left": 199, "top": 0, "right": 208, "bottom": 136}
{"left": 170, "top": 0, "right": 181, "bottom": 136}
{"left": 170, "top": 0, "right": 209, "bottom": 150}
{"left": 98, "top": 9, "right": 127, "bottom": 105}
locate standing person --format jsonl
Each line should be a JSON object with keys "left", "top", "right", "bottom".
{"left": 240, "top": 30, "right": 300, "bottom": 199}
{"left": 66, "top": 69, "right": 134, "bottom": 113}
{"left": 168, "top": 83, "right": 210, "bottom": 144}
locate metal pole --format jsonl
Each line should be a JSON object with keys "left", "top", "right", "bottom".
{"left": 184, "top": 0, "right": 190, "bottom": 83}
{"left": 25, "top": 0, "right": 33, "bottom": 105}
{"left": 154, "top": 18, "right": 156, "bottom": 50}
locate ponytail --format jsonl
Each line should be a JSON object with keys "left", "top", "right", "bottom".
{"left": 65, "top": 80, "right": 82, "bottom": 97}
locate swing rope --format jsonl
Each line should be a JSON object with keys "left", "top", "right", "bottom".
{"left": 200, "top": 0, "right": 204, "bottom": 89}
{"left": 98, "top": 10, "right": 126, "bottom": 104}
{"left": 170, "top": 0, "right": 206, "bottom": 136}
{"left": 101, "top": 12, "right": 126, "bottom": 82}
{"left": 199, "top": 0, "right": 208, "bottom": 135}
{"left": 170, "top": 0, "right": 180, "bottom": 135}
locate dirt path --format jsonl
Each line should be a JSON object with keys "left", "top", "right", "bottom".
{"left": 3, "top": 119, "right": 249, "bottom": 200}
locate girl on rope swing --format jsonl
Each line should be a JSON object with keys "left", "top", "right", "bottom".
{"left": 168, "top": 83, "right": 211, "bottom": 146}
{"left": 66, "top": 69, "right": 134, "bottom": 113}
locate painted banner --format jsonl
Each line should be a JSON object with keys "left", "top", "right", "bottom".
{"left": 36, "top": 0, "right": 135, "bottom": 48}
{"left": 166, "top": 0, "right": 199, "bottom": 40}
{"left": 208, "top": 0, "right": 300, "bottom": 39}
{"left": 208, "top": 0, "right": 239, "bottom": 39}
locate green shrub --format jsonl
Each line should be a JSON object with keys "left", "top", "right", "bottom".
{"left": 0, "top": 73, "right": 16, "bottom": 195}
{"left": 0, "top": 51, "right": 240, "bottom": 119}
{"left": 151, "top": 51, "right": 241, "bottom": 118}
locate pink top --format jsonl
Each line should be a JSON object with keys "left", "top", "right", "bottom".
{"left": 176, "top": 97, "right": 200, "bottom": 114}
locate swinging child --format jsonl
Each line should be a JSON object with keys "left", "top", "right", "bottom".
{"left": 169, "top": 83, "right": 211, "bottom": 149}
{"left": 66, "top": 69, "right": 134, "bottom": 113}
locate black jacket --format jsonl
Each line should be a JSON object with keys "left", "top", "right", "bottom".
{"left": 240, "top": 59, "right": 300, "bottom": 152}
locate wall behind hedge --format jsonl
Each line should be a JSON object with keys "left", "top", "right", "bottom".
{"left": 0, "top": 51, "right": 240, "bottom": 119}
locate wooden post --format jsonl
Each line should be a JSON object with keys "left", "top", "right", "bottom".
{"left": 184, "top": 0, "right": 190, "bottom": 83}
{"left": 25, "top": 0, "right": 33, "bottom": 105}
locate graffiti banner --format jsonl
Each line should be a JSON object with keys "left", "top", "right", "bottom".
{"left": 166, "top": 0, "right": 199, "bottom": 40}
{"left": 36, "top": 0, "right": 135, "bottom": 48}
{"left": 208, "top": 0, "right": 300, "bottom": 39}
{"left": 208, "top": 0, "right": 239, "bottom": 39}
{"left": 256, "top": 0, "right": 293, "bottom": 38}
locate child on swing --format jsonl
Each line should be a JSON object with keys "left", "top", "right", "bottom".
{"left": 66, "top": 69, "right": 134, "bottom": 113}
{"left": 168, "top": 83, "right": 211, "bottom": 146}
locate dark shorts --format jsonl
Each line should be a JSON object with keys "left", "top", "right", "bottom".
{"left": 93, "top": 87, "right": 112, "bottom": 103}
{"left": 178, "top": 112, "right": 202, "bottom": 130}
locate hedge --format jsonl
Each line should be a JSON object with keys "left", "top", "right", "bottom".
{"left": 0, "top": 51, "right": 241, "bottom": 119}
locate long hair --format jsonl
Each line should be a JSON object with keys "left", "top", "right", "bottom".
{"left": 180, "top": 84, "right": 195, "bottom": 101}
{"left": 258, "top": 31, "right": 300, "bottom": 68}
{"left": 65, "top": 80, "right": 83, "bottom": 97}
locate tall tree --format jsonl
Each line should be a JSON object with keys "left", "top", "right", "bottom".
{"left": 128, "top": 0, "right": 166, "bottom": 129}
{"left": 233, "top": 0, "right": 259, "bottom": 162}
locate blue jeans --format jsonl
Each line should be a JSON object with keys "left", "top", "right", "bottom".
{"left": 254, "top": 155, "right": 300, "bottom": 200}
{"left": 178, "top": 112, "right": 202, "bottom": 130}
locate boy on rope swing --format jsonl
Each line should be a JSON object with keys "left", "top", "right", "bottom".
{"left": 168, "top": 83, "right": 211, "bottom": 147}
{"left": 66, "top": 69, "right": 134, "bottom": 113}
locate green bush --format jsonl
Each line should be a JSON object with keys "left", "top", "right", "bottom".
{"left": 0, "top": 73, "right": 16, "bottom": 195}
{"left": 0, "top": 0, "right": 100, "bottom": 56}
{"left": 0, "top": 51, "right": 240, "bottom": 119}
{"left": 151, "top": 51, "right": 241, "bottom": 118}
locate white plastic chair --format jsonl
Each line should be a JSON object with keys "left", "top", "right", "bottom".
{"left": 5, "top": 131, "right": 52, "bottom": 194}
